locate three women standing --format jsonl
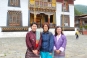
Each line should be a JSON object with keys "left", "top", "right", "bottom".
{"left": 25, "top": 22, "right": 67, "bottom": 58}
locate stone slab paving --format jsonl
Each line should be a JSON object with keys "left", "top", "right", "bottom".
{"left": 0, "top": 35, "right": 87, "bottom": 58}
{"left": 66, "top": 35, "right": 87, "bottom": 58}
{"left": 0, "top": 37, "right": 26, "bottom": 58}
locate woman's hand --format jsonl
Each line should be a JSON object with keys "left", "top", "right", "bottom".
{"left": 56, "top": 50, "right": 61, "bottom": 54}
{"left": 49, "top": 53, "right": 52, "bottom": 55}
{"left": 32, "top": 50, "right": 39, "bottom": 56}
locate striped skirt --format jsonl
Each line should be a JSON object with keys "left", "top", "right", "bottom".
{"left": 54, "top": 51, "right": 65, "bottom": 58}
{"left": 25, "top": 49, "right": 40, "bottom": 58}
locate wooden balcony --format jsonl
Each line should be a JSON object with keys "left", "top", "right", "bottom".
{"left": 35, "top": 1, "right": 52, "bottom": 7}
{"left": 29, "top": 0, "right": 56, "bottom": 10}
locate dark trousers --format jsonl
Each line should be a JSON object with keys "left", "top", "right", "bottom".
{"left": 76, "top": 35, "right": 79, "bottom": 39}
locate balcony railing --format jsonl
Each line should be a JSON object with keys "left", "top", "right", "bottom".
{"left": 30, "top": 0, "right": 56, "bottom": 8}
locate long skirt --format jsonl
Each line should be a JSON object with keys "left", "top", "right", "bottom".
{"left": 25, "top": 49, "right": 40, "bottom": 58}
{"left": 54, "top": 51, "right": 65, "bottom": 58}
{"left": 54, "top": 56, "right": 65, "bottom": 58}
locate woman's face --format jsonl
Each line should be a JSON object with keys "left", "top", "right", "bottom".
{"left": 57, "top": 27, "right": 61, "bottom": 35}
{"left": 43, "top": 25, "right": 48, "bottom": 32}
{"left": 31, "top": 24, "right": 37, "bottom": 31}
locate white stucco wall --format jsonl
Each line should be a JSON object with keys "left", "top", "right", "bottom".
{"left": 0, "top": 27, "right": 1, "bottom": 32}
{"left": 21, "top": 0, "right": 28, "bottom": 26}
{"left": 0, "top": 0, "right": 8, "bottom": 26}
{"left": 69, "top": 4, "right": 74, "bottom": 27}
{"left": 56, "top": 2, "right": 74, "bottom": 27}
{"left": 56, "top": 2, "right": 62, "bottom": 26}
{"left": 0, "top": 0, "right": 28, "bottom": 27}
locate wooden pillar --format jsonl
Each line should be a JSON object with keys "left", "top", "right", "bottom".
{"left": 48, "top": 15, "right": 50, "bottom": 24}
{"left": 34, "top": 14, "right": 36, "bottom": 22}
{"left": 34, "top": 0, "right": 36, "bottom": 23}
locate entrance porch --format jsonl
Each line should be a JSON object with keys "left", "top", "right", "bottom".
{"left": 30, "top": 13, "right": 56, "bottom": 28}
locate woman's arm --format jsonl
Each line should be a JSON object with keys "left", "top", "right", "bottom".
{"left": 26, "top": 33, "right": 33, "bottom": 51}
{"left": 59, "top": 35, "right": 67, "bottom": 52}
{"left": 49, "top": 33, "right": 54, "bottom": 53}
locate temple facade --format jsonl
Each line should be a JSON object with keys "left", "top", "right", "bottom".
{"left": 0, "top": 0, "right": 75, "bottom": 32}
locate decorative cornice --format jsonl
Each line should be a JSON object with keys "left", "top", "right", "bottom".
{"left": 29, "top": 7, "right": 55, "bottom": 13}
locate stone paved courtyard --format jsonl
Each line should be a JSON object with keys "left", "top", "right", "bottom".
{"left": 0, "top": 35, "right": 87, "bottom": 58}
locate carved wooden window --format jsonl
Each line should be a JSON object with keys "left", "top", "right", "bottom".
{"left": 8, "top": 0, "right": 20, "bottom": 7}
{"left": 7, "top": 11, "right": 22, "bottom": 26}
{"left": 62, "top": 0, "right": 69, "bottom": 12}
{"left": 35, "top": 1, "right": 39, "bottom": 6}
{"left": 40, "top": 1, "right": 43, "bottom": 7}
{"left": 44, "top": 2, "right": 48, "bottom": 7}
{"left": 48, "top": 0, "right": 52, "bottom": 2}
{"left": 61, "top": 15, "right": 70, "bottom": 27}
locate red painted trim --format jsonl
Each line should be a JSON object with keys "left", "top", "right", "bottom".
{"left": 68, "top": 0, "right": 74, "bottom": 4}
{"left": 56, "top": 0, "right": 74, "bottom": 4}
{"left": 56, "top": 0, "right": 63, "bottom": 3}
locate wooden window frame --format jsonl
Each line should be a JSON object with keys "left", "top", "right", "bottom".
{"left": 62, "top": 0, "right": 69, "bottom": 12}
{"left": 8, "top": 0, "right": 20, "bottom": 7}
{"left": 61, "top": 15, "right": 70, "bottom": 27}
{"left": 7, "top": 11, "right": 22, "bottom": 27}
{"left": 48, "top": 0, "right": 52, "bottom": 2}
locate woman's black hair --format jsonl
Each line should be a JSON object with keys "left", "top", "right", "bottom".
{"left": 55, "top": 26, "right": 63, "bottom": 36}
{"left": 31, "top": 22, "right": 38, "bottom": 27}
